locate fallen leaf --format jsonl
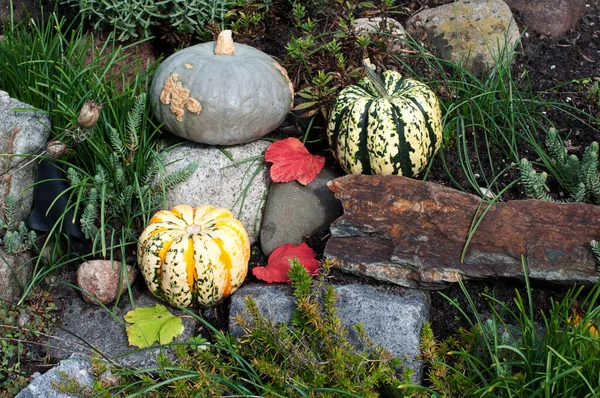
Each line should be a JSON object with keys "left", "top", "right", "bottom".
{"left": 264, "top": 137, "right": 325, "bottom": 185}
{"left": 124, "top": 304, "right": 184, "bottom": 348}
{"left": 253, "top": 242, "right": 320, "bottom": 283}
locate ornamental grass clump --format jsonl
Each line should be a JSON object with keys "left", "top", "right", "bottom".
{"left": 421, "top": 261, "right": 600, "bottom": 397}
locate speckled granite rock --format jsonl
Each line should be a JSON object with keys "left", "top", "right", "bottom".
{"left": 407, "top": 0, "right": 521, "bottom": 74}
{"left": 504, "top": 0, "right": 587, "bottom": 38}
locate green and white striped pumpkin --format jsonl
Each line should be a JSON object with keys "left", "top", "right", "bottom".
{"left": 327, "top": 66, "right": 442, "bottom": 176}
{"left": 137, "top": 204, "right": 250, "bottom": 308}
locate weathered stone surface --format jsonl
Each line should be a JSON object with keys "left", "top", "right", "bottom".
{"left": 260, "top": 167, "right": 343, "bottom": 256}
{"left": 15, "top": 355, "right": 94, "bottom": 398}
{"left": 504, "top": 0, "right": 586, "bottom": 38}
{"left": 0, "top": 249, "right": 33, "bottom": 301}
{"left": 325, "top": 175, "right": 600, "bottom": 289}
{"left": 49, "top": 283, "right": 199, "bottom": 369}
{"left": 0, "top": 91, "right": 49, "bottom": 302}
{"left": 163, "top": 140, "right": 269, "bottom": 245}
{"left": 229, "top": 282, "right": 430, "bottom": 382}
{"left": 77, "top": 260, "right": 137, "bottom": 305}
{"left": 353, "top": 17, "right": 407, "bottom": 52}
{"left": 0, "top": 90, "right": 50, "bottom": 224}
{"left": 407, "top": 0, "right": 520, "bottom": 74}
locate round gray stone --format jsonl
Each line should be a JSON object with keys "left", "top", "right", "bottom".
{"left": 260, "top": 167, "right": 343, "bottom": 256}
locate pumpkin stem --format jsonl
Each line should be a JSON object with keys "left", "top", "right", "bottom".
{"left": 362, "top": 58, "right": 392, "bottom": 100}
{"left": 215, "top": 30, "right": 235, "bottom": 56}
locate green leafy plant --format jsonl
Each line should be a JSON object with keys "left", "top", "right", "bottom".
{"left": 66, "top": 0, "right": 236, "bottom": 42}
{"left": 92, "top": 260, "right": 415, "bottom": 397}
{"left": 0, "top": 12, "right": 196, "bottom": 300}
{"left": 64, "top": 94, "right": 198, "bottom": 257}
{"left": 421, "top": 261, "right": 600, "bottom": 397}
{"left": 0, "top": 194, "right": 36, "bottom": 255}
{"left": 0, "top": 288, "right": 57, "bottom": 396}
{"left": 393, "top": 33, "right": 599, "bottom": 199}
{"left": 520, "top": 127, "right": 599, "bottom": 203}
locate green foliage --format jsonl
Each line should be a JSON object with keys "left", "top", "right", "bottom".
{"left": 0, "top": 12, "right": 196, "bottom": 299}
{"left": 392, "top": 33, "right": 598, "bottom": 198}
{"left": 421, "top": 263, "right": 600, "bottom": 397}
{"left": 0, "top": 289, "right": 57, "bottom": 396}
{"left": 234, "top": 260, "right": 405, "bottom": 397}
{"left": 0, "top": 195, "right": 36, "bottom": 255}
{"left": 65, "top": 94, "right": 199, "bottom": 256}
{"left": 520, "top": 127, "right": 600, "bottom": 203}
{"left": 65, "top": 0, "right": 236, "bottom": 42}
{"left": 280, "top": 0, "right": 394, "bottom": 124}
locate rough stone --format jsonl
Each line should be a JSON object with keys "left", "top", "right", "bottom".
{"left": 0, "top": 91, "right": 50, "bottom": 302}
{"left": 49, "top": 283, "right": 199, "bottom": 369}
{"left": 325, "top": 175, "right": 600, "bottom": 289}
{"left": 504, "top": 0, "right": 587, "bottom": 38}
{"left": 229, "top": 282, "right": 430, "bottom": 382}
{"left": 15, "top": 354, "right": 94, "bottom": 398}
{"left": 163, "top": 140, "right": 270, "bottom": 245}
{"left": 407, "top": 0, "right": 520, "bottom": 74}
{"left": 228, "top": 283, "right": 295, "bottom": 337}
{"left": 353, "top": 17, "right": 407, "bottom": 52}
{"left": 260, "top": 167, "right": 343, "bottom": 256}
{"left": 76, "top": 260, "right": 137, "bottom": 305}
{"left": 0, "top": 90, "right": 51, "bottom": 225}
{"left": 0, "top": 249, "right": 33, "bottom": 302}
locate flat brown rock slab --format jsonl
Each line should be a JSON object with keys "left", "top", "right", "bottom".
{"left": 325, "top": 175, "right": 600, "bottom": 289}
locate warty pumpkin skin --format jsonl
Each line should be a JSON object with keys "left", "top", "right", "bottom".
{"left": 150, "top": 30, "right": 294, "bottom": 146}
{"left": 327, "top": 68, "right": 442, "bottom": 177}
{"left": 137, "top": 204, "right": 250, "bottom": 308}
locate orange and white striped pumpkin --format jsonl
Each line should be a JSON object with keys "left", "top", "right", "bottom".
{"left": 137, "top": 204, "right": 250, "bottom": 308}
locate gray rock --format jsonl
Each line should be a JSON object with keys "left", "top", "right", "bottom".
{"left": 229, "top": 282, "right": 430, "bottom": 382}
{"left": 49, "top": 284, "right": 199, "bottom": 369}
{"left": 334, "top": 284, "right": 430, "bottom": 381}
{"left": 503, "top": 0, "right": 587, "bottom": 38}
{"left": 0, "top": 249, "right": 33, "bottom": 302}
{"left": 228, "top": 283, "right": 295, "bottom": 337}
{"left": 0, "top": 91, "right": 50, "bottom": 302}
{"left": 407, "top": 0, "right": 521, "bottom": 74}
{"left": 260, "top": 167, "right": 343, "bottom": 256}
{"left": 163, "top": 140, "right": 270, "bottom": 244}
{"left": 16, "top": 354, "right": 94, "bottom": 398}
{"left": 0, "top": 90, "right": 50, "bottom": 226}
{"left": 353, "top": 17, "right": 407, "bottom": 52}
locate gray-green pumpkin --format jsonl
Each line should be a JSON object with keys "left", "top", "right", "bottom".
{"left": 150, "top": 30, "right": 294, "bottom": 146}
{"left": 327, "top": 63, "right": 442, "bottom": 176}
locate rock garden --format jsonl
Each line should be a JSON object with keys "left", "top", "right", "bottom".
{"left": 0, "top": 0, "right": 599, "bottom": 396}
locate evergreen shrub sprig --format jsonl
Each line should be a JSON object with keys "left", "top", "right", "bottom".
{"left": 520, "top": 127, "right": 600, "bottom": 203}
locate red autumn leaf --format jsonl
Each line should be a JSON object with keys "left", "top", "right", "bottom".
{"left": 264, "top": 137, "right": 325, "bottom": 185}
{"left": 252, "top": 242, "right": 320, "bottom": 283}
